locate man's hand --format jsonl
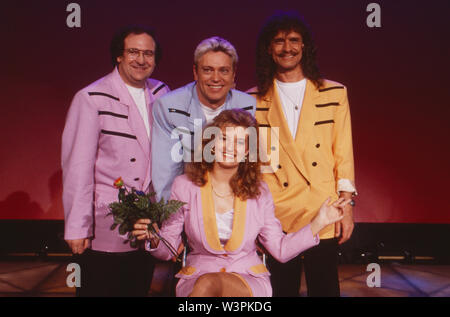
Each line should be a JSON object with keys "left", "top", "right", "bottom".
{"left": 335, "top": 192, "right": 354, "bottom": 244}
{"left": 66, "top": 238, "right": 90, "bottom": 254}
{"left": 310, "top": 197, "right": 349, "bottom": 236}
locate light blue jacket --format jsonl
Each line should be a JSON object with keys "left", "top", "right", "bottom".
{"left": 151, "top": 81, "right": 256, "bottom": 200}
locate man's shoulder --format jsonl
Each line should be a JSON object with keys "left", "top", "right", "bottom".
{"left": 228, "top": 89, "right": 257, "bottom": 114}
{"left": 77, "top": 70, "right": 169, "bottom": 97}
{"left": 156, "top": 82, "right": 195, "bottom": 106}
{"left": 76, "top": 71, "right": 117, "bottom": 98}
{"left": 230, "top": 88, "right": 257, "bottom": 103}
{"left": 146, "top": 78, "right": 169, "bottom": 96}
{"left": 318, "top": 79, "right": 347, "bottom": 92}
{"left": 245, "top": 86, "right": 258, "bottom": 95}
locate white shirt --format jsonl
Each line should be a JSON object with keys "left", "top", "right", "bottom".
{"left": 216, "top": 209, "right": 234, "bottom": 243}
{"left": 200, "top": 102, "right": 225, "bottom": 124}
{"left": 125, "top": 84, "right": 150, "bottom": 137}
{"left": 276, "top": 79, "right": 357, "bottom": 195}
{"left": 276, "top": 78, "right": 306, "bottom": 138}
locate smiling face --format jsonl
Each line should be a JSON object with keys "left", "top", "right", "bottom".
{"left": 269, "top": 30, "right": 304, "bottom": 75}
{"left": 213, "top": 125, "right": 249, "bottom": 169}
{"left": 193, "top": 51, "right": 235, "bottom": 109}
{"left": 116, "top": 33, "right": 156, "bottom": 88}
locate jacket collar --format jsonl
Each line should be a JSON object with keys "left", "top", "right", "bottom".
{"left": 263, "top": 78, "right": 321, "bottom": 183}
{"left": 110, "top": 67, "right": 151, "bottom": 159}
{"left": 200, "top": 172, "right": 247, "bottom": 253}
{"left": 187, "top": 81, "right": 235, "bottom": 125}
{"left": 187, "top": 82, "right": 207, "bottom": 125}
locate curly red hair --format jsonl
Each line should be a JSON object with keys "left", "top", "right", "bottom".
{"left": 184, "top": 109, "right": 262, "bottom": 200}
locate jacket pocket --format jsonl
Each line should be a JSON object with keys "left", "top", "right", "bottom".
{"left": 314, "top": 119, "right": 334, "bottom": 126}
{"left": 247, "top": 264, "right": 271, "bottom": 277}
{"left": 175, "top": 266, "right": 200, "bottom": 280}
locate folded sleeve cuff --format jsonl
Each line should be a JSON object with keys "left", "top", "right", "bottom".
{"left": 337, "top": 178, "right": 357, "bottom": 196}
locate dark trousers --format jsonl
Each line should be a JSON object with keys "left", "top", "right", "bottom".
{"left": 72, "top": 248, "right": 156, "bottom": 297}
{"left": 267, "top": 238, "right": 340, "bottom": 297}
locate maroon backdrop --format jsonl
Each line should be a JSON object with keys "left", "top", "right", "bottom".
{"left": 1, "top": 0, "right": 449, "bottom": 223}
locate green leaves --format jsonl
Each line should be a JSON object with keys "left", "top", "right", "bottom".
{"left": 108, "top": 186, "right": 186, "bottom": 249}
{"left": 160, "top": 199, "right": 186, "bottom": 223}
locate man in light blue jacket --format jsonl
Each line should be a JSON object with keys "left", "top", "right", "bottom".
{"left": 152, "top": 36, "right": 256, "bottom": 201}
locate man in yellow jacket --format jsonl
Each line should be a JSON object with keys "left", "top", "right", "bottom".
{"left": 249, "top": 11, "right": 357, "bottom": 296}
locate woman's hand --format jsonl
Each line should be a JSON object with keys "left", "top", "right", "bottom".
{"left": 310, "top": 198, "right": 350, "bottom": 236}
{"left": 132, "top": 219, "right": 160, "bottom": 248}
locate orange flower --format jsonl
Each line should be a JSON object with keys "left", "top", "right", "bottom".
{"left": 113, "top": 177, "right": 124, "bottom": 188}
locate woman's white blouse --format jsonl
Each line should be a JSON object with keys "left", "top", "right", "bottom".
{"left": 215, "top": 209, "right": 234, "bottom": 243}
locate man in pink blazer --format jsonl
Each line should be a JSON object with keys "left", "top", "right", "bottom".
{"left": 61, "top": 25, "right": 169, "bottom": 296}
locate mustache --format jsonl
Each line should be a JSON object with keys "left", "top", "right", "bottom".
{"left": 277, "top": 51, "right": 300, "bottom": 57}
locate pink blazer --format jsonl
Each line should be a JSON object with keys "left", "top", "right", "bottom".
{"left": 149, "top": 174, "right": 320, "bottom": 285}
{"left": 62, "top": 68, "right": 169, "bottom": 252}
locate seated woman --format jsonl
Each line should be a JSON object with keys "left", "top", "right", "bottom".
{"left": 133, "top": 109, "right": 349, "bottom": 297}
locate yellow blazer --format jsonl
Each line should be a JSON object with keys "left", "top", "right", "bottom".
{"left": 254, "top": 79, "right": 355, "bottom": 239}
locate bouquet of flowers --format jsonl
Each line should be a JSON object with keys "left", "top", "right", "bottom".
{"left": 108, "top": 177, "right": 185, "bottom": 260}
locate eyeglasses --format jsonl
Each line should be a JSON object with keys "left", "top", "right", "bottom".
{"left": 123, "top": 48, "right": 154, "bottom": 60}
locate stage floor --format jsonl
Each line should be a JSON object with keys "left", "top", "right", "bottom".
{"left": 0, "top": 260, "right": 449, "bottom": 297}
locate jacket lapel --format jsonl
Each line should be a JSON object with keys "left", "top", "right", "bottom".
{"left": 187, "top": 83, "right": 207, "bottom": 126}
{"left": 142, "top": 82, "right": 154, "bottom": 190}
{"left": 144, "top": 82, "right": 154, "bottom": 132}
{"left": 294, "top": 79, "right": 320, "bottom": 158}
{"left": 127, "top": 100, "right": 151, "bottom": 159}
{"left": 224, "top": 196, "right": 247, "bottom": 252}
{"left": 111, "top": 68, "right": 150, "bottom": 160}
{"left": 200, "top": 173, "right": 224, "bottom": 252}
{"left": 199, "top": 172, "right": 248, "bottom": 253}
{"left": 188, "top": 83, "right": 206, "bottom": 161}
{"left": 266, "top": 80, "right": 309, "bottom": 182}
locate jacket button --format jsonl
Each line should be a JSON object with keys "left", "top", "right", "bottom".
{"left": 134, "top": 177, "right": 140, "bottom": 181}
{"left": 130, "top": 158, "right": 136, "bottom": 162}
{"left": 220, "top": 267, "right": 226, "bottom": 272}
{"left": 283, "top": 182, "right": 288, "bottom": 187}
{"left": 315, "top": 144, "right": 320, "bottom": 148}
{"left": 271, "top": 146, "right": 276, "bottom": 151}
{"left": 312, "top": 162, "right": 317, "bottom": 167}
{"left": 278, "top": 164, "right": 282, "bottom": 169}
{"left": 306, "top": 181, "right": 311, "bottom": 186}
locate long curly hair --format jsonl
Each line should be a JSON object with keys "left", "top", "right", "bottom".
{"left": 256, "top": 11, "right": 323, "bottom": 96}
{"left": 184, "top": 109, "right": 262, "bottom": 200}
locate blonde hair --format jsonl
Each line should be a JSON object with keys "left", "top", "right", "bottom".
{"left": 194, "top": 36, "right": 238, "bottom": 70}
